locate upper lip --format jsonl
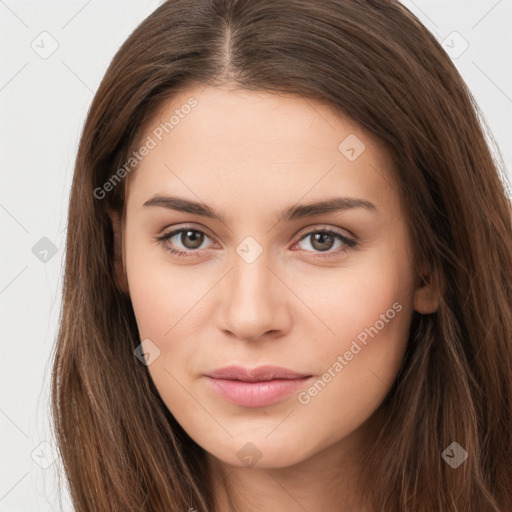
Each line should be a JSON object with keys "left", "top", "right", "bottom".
{"left": 205, "top": 365, "right": 311, "bottom": 382}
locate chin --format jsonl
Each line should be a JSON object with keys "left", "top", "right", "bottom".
{"left": 202, "top": 433, "right": 319, "bottom": 470}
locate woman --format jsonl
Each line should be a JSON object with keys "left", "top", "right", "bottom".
{"left": 51, "top": 0, "right": 512, "bottom": 510}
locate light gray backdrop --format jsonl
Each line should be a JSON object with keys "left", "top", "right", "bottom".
{"left": 0, "top": 1, "right": 511, "bottom": 511}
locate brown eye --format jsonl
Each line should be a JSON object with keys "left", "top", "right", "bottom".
{"left": 295, "top": 227, "right": 358, "bottom": 258}
{"left": 309, "top": 232, "right": 336, "bottom": 252}
{"left": 156, "top": 227, "right": 213, "bottom": 257}
{"left": 179, "top": 229, "right": 205, "bottom": 249}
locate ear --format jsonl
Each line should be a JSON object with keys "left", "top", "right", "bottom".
{"left": 413, "top": 262, "right": 443, "bottom": 314}
{"left": 108, "top": 208, "right": 130, "bottom": 294}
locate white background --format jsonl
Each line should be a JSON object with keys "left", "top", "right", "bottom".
{"left": 0, "top": 1, "right": 511, "bottom": 510}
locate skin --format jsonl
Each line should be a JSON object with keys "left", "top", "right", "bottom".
{"left": 110, "top": 84, "right": 440, "bottom": 511}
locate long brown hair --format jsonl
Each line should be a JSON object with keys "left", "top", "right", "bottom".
{"left": 50, "top": 0, "right": 512, "bottom": 510}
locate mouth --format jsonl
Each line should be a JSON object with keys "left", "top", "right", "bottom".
{"left": 203, "top": 365, "right": 313, "bottom": 408}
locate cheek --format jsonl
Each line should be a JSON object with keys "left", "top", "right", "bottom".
{"left": 128, "top": 267, "right": 205, "bottom": 377}
{"left": 126, "top": 255, "right": 206, "bottom": 425}
{"left": 124, "top": 232, "right": 215, "bottom": 379}
{"left": 296, "top": 241, "right": 414, "bottom": 353}
{"left": 291, "top": 299, "right": 412, "bottom": 454}
{"left": 125, "top": 231, "right": 200, "bottom": 339}
{"left": 124, "top": 244, "right": 205, "bottom": 416}
{"left": 293, "top": 249, "right": 414, "bottom": 419}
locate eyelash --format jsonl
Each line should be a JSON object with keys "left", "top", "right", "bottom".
{"left": 155, "top": 225, "right": 358, "bottom": 260}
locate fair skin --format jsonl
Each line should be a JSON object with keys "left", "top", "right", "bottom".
{"left": 110, "top": 84, "right": 440, "bottom": 511}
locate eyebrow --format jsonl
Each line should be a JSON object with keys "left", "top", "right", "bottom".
{"left": 142, "top": 195, "right": 378, "bottom": 223}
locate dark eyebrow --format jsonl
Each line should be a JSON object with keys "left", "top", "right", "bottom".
{"left": 142, "top": 195, "right": 378, "bottom": 223}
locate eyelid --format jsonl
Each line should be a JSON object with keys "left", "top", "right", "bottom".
{"left": 295, "top": 223, "right": 355, "bottom": 240}
{"left": 158, "top": 221, "right": 213, "bottom": 237}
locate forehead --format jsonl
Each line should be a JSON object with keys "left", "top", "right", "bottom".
{"left": 125, "top": 85, "right": 400, "bottom": 220}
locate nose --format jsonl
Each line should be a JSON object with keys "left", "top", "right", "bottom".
{"left": 217, "top": 254, "right": 292, "bottom": 342}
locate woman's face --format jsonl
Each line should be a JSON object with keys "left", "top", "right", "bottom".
{"left": 114, "top": 85, "right": 438, "bottom": 469}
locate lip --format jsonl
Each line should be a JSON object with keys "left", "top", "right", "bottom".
{"left": 204, "top": 365, "right": 313, "bottom": 408}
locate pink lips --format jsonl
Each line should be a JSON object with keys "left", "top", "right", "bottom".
{"left": 204, "top": 365, "right": 313, "bottom": 408}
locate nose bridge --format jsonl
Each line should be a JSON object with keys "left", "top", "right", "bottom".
{"left": 229, "top": 246, "right": 274, "bottom": 308}
{"left": 218, "top": 245, "right": 286, "bottom": 340}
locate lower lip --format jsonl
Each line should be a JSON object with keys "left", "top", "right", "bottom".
{"left": 204, "top": 376, "right": 312, "bottom": 408}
